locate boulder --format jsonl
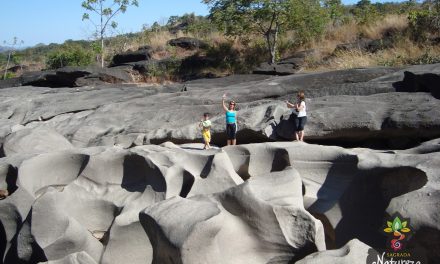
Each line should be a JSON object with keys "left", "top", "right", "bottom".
{"left": 27, "top": 66, "right": 134, "bottom": 87}
{"left": 109, "top": 46, "right": 153, "bottom": 67}
{"left": 0, "top": 66, "right": 134, "bottom": 88}
{"left": 0, "top": 71, "right": 53, "bottom": 89}
{"left": 130, "top": 58, "right": 182, "bottom": 76}
{"left": 167, "top": 37, "right": 208, "bottom": 50}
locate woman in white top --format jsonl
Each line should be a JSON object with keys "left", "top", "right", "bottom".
{"left": 285, "top": 91, "right": 307, "bottom": 141}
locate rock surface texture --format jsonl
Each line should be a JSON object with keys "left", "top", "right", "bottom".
{"left": 0, "top": 140, "right": 438, "bottom": 263}
{"left": 0, "top": 63, "right": 439, "bottom": 264}
{"left": 0, "top": 64, "right": 439, "bottom": 149}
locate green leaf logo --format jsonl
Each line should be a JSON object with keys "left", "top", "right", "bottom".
{"left": 392, "top": 217, "right": 402, "bottom": 231}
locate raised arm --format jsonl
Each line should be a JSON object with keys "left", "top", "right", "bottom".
{"left": 285, "top": 100, "right": 296, "bottom": 109}
{"left": 222, "top": 95, "right": 228, "bottom": 112}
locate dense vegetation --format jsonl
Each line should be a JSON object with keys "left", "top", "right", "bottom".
{"left": 1, "top": 0, "right": 440, "bottom": 80}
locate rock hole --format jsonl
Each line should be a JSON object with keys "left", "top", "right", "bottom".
{"left": 122, "top": 154, "right": 166, "bottom": 193}
{"left": 179, "top": 171, "right": 195, "bottom": 198}
{"left": 271, "top": 148, "right": 291, "bottom": 172}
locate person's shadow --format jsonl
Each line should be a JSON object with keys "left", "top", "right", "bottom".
{"left": 272, "top": 112, "right": 297, "bottom": 140}
{"left": 393, "top": 71, "right": 440, "bottom": 99}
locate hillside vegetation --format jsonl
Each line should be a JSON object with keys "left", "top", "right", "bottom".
{"left": 1, "top": 0, "right": 440, "bottom": 81}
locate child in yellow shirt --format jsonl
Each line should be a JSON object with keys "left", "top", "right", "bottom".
{"left": 199, "top": 113, "right": 212, "bottom": 150}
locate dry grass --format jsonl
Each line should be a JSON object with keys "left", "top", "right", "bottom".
{"left": 302, "top": 20, "right": 361, "bottom": 57}
{"left": 326, "top": 20, "right": 360, "bottom": 43}
{"left": 305, "top": 50, "right": 376, "bottom": 71}
{"left": 304, "top": 42, "right": 440, "bottom": 72}
{"left": 301, "top": 14, "right": 439, "bottom": 72}
{"left": 376, "top": 42, "right": 440, "bottom": 66}
{"left": 361, "top": 14, "right": 408, "bottom": 39}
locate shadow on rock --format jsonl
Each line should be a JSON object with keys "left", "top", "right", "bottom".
{"left": 122, "top": 154, "right": 166, "bottom": 193}
{"left": 393, "top": 71, "right": 440, "bottom": 99}
{"left": 4, "top": 209, "right": 46, "bottom": 264}
{"left": 308, "top": 164, "right": 428, "bottom": 249}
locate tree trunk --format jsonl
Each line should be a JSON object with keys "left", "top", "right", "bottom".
{"left": 101, "top": 35, "right": 104, "bottom": 68}
{"left": 265, "top": 33, "right": 274, "bottom": 64}
{"left": 265, "top": 23, "right": 280, "bottom": 65}
{"left": 100, "top": 0, "right": 105, "bottom": 68}
{"left": 272, "top": 24, "right": 279, "bottom": 64}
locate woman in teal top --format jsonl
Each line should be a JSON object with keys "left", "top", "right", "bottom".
{"left": 222, "top": 94, "right": 237, "bottom": 145}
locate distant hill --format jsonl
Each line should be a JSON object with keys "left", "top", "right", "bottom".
{"left": 0, "top": 46, "right": 11, "bottom": 53}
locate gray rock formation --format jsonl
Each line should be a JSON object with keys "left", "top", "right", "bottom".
{"left": 0, "top": 63, "right": 439, "bottom": 263}
{"left": 3, "top": 127, "right": 73, "bottom": 156}
{"left": 140, "top": 168, "right": 325, "bottom": 263}
{"left": 0, "top": 66, "right": 135, "bottom": 88}
{"left": 0, "top": 140, "right": 438, "bottom": 263}
{"left": 110, "top": 46, "right": 153, "bottom": 67}
{"left": 0, "top": 64, "right": 439, "bottom": 150}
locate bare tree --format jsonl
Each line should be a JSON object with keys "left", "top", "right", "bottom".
{"left": 82, "top": 0, "right": 139, "bottom": 67}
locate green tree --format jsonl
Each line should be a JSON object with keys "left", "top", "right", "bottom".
{"left": 82, "top": 0, "right": 139, "bottom": 67}
{"left": 204, "top": 0, "right": 326, "bottom": 64}
{"left": 167, "top": 16, "right": 181, "bottom": 27}
{"left": 151, "top": 22, "right": 161, "bottom": 33}
{"left": 323, "top": 0, "right": 344, "bottom": 26}
{"left": 431, "top": 0, "right": 440, "bottom": 34}
{"left": 408, "top": 0, "right": 440, "bottom": 40}
{"left": 353, "top": 0, "right": 379, "bottom": 24}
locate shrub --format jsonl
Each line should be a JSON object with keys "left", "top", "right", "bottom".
{"left": 408, "top": 9, "right": 435, "bottom": 41}
{"left": 352, "top": 0, "right": 380, "bottom": 25}
{"left": 1, "top": 72, "right": 15, "bottom": 80}
{"left": 46, "top": 44, "right": 94, "bottom": 69}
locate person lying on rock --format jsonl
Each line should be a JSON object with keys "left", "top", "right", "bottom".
{"left": 285, "top": 91, "right": 307, "bottom": 141}
{"left": 199, "top": 113, "right": 212, "bottom": 150}
{"left": 222, "top": 93, "right": 237, "bottom": 146}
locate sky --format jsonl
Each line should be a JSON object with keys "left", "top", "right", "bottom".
{"left": 0, "top": 0, "right": 406, "bottom": 47}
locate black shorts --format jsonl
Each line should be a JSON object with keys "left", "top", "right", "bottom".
{"left": 295, "top": 116, "right": 307, "bottom": 131}
{"left": 226, "top": 123, "right": 237, "bottom": 140}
